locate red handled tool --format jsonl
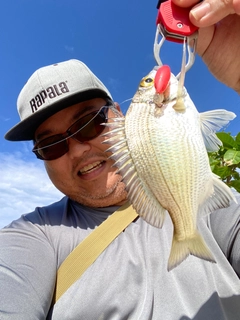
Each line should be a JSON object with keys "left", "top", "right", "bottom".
{"left": 154, "top": 0, "right": 199, "bottom": 77}
{"left": 156, "top": 0, "right": 198, "bottom": 43}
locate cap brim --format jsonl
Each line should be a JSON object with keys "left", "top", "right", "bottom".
{"left": 5, "top": 89, "right": 111, "bottom": 141}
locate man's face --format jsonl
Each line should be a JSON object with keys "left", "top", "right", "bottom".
{"left": 34, "top": 98, "right": 127, "bottom": 207}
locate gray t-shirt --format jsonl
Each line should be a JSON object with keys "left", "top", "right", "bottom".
{"left": 0, "top": 193, "right": 240, "bottom": 320}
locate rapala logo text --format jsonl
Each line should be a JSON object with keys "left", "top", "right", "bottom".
{"left": 30, "top": 81, "right": 69, "bottom": 113}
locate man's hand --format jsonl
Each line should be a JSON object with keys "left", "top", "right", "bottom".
{"left": 172, "top": 0, "right": 240, "bottom": 93}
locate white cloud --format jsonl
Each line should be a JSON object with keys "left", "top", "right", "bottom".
{"left": 0, "top": 152, "right": 63, "bottom": 228}
{"left": 0, "top": 115, "right": 10, "bottom": 121}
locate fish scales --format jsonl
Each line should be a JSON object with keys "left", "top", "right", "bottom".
{"left": 126, "top": 101, "right": 208, "bottom": 235}
{"left": 103, "top": 68, "right": 236, "bottom": 270}
{"left": 125, "top": 105, "right": 165, "bottom": 225}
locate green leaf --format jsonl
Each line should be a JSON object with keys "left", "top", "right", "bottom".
{"left": 232, "top": 171, "right": 240, "bottom": 180}
{"left": 208, "top": 155, "right": 220, "bottom": 166}
{"left": 212, "top": 165, "right": 232, "bottom": 180}
{"left": 235, "top": 132, "right": 240, "bottom": 149}
{"left": 229, "top": 180, "right": 240, "bottom": 193}
{"left": 208, "top": 131, "right": 240, "bottom": 194}
{"left": 224, "top": 149, "right": 240, "bottom": 166}
{"left": 216, "top": 132, "right": 237, "bottom": 149}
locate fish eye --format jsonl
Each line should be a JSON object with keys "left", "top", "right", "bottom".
{"left": 145, "top": 78, "right": 153, "bottom": 83}
{"left": 140, "top": 76, "right": 154, "bottom": 88}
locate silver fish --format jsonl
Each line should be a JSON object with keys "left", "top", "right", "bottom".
{"left": 103, "top": 67, "right": 236, "bottom": 271}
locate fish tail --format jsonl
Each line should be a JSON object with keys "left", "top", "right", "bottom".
{"left": 167, "top": 232, "right": 216, "bottom": 271}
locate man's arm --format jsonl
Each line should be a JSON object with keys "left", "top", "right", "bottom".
{"left": 208, "top": 192, "right": 240, "bottom": 278}
{"left": 0, "top": 216, "right": 56, "bottom": 319}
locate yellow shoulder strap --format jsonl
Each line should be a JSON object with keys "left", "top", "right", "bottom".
{"left": 54, "top": 203, "right": 138, "bottom": 303}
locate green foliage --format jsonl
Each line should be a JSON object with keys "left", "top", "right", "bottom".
{"left": 208, "top": 132, "right": 240, "bottom": 192}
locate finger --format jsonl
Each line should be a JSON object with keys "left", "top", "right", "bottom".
{"left": 195, "top": 26, "right": 215, "bottom": 56}
{"left": 233, "top": 0, "right": 240, "bottom": 14}
{"left": 189, "top": 0, "right": 235, "bottom": 26}
{"left": 171, "top": 0, "right": 200, "bottom": 8}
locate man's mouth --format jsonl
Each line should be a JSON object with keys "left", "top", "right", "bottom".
{"left": 78, "top": 161, "right": 104, "bottom": 175}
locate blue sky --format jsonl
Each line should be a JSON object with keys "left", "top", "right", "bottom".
{"left": 0, "top": 0, "right": 239, "bottom": 228}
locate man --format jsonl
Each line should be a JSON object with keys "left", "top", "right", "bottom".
{"left": 1, "top": 0, "right": 240, "bottom": 319}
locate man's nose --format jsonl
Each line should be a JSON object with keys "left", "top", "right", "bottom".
{"left": 67, "top": 137, "right": 91, "bottom": 159}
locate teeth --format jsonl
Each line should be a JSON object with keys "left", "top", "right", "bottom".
{"left": 79, "top": 161, "right": 102, "bottom": 174}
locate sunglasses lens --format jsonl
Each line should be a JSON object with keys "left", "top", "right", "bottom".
{"left": 34, "top": 135, "right": 69, "bottom": 160}
{"left": 72, "top": 110, "right": 106, "bottom": 142}
{"left": 33, "top": 107, "right": 109, "bottom": 161}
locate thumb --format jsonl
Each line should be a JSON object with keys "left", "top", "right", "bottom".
{"left": 189, "top": 0, "right": 235, "bottom": 26}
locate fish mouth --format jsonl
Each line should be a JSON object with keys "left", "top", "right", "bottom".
{"left": 78, "top": 161, "right": 105, "bottom": 175}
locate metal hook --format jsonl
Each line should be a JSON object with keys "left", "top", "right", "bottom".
{"left": 153, "top": 25, "right": 165, "bottom": 67}
{"left": 153, "top": 24, "right": 198, "bottom": 79}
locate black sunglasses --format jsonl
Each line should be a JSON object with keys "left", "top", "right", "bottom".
{"left": 32, "top": 106, "right": 109, "bottom": 160}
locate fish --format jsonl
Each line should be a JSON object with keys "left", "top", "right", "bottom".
{"left": 103, "top": 66, "right": 236, "bottom": 271}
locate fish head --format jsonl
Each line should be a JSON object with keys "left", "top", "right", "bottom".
{"left": 131, "top": 67, "right": 187, "bottom": 115}
{"left": 132, "top": 68, "right": 164, "bottom": 107}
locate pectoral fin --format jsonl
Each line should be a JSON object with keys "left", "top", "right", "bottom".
{"left": 200, "top": 110, "right": 236, "bottom": 152}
